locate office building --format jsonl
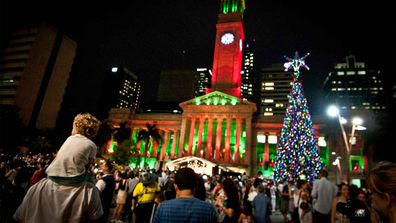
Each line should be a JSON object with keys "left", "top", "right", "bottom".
{"left": 98, "top": 66, "right": 141, "bottom": 120}
{"left": 259, "top": 63, "right": 293, "bottom": 116}
{"left": 241, "top": 42, "right": 254, "bottom": 102}
{"left": 0, "top": 23, "right": 77, "bottom": 129}
{"left": 195, "top": 67, "right": 212, "bottom": 97}
{"left": 323, "top": 55, "right": 386, "bottom": 112}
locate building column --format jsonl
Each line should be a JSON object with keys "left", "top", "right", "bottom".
{"left": 178, "top": 115, "right": 187, "bottom": 157}
{"left": 196, "top": 117, "right": 205, "bottom": 157}
{"left": 188, "top": 116, "right": 196, "bottom": 156}
{"left": 171, "top": 129, "right": 179, "bottom": 159}
{"left": 234, "top": 117, "right": 242, "bottom": 162}
{"left": 245, "top": 116, "right": 253, "bottom": 175}
{"left": 160, "top": 129, "right": 169, "bottom": 161}
{"left": 215, "top": 117, "right": 223, "bottom": 161}
{"left": 264, "top": 132, "right": 270, "bottom": 169}
{"left": 206, "top": 117, "right": 214, "bottom": 160}
{"left": 224, "top": 116, "right": 231, "bottom": 162}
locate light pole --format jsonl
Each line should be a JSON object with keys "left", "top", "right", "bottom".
{"left": 327, "top": 105, "right": 351, "bottom": 183}
{"left": 331, "top": 152, "right": 342, "bottom": 184}
{"left": 327, "top": 106, "right": 366, "bottom": 184}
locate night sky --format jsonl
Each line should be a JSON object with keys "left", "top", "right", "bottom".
{"left": 2, "top": 0, "right": 394, "bottom": 116}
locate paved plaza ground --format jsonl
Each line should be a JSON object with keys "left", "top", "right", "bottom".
{"left": 270, "top": 211, "right": 285, "bottom": 223}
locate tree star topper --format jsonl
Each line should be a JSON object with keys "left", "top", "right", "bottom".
{"left": 284, "top": 51, "right": 310, "bottom": 80}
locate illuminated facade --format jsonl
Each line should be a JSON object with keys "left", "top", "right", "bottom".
{"left": 108, "top": 0, "right": 329, "bottom": 176}
{"left": 208, "top": 0, "right": 245, "bottom": 98}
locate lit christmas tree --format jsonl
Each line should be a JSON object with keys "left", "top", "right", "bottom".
{"left": 273, "top": 52, "right": 323, "bottom": 183}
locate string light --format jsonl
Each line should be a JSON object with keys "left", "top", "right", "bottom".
{"left": 274, "top": 52, "right": 323, "bottom": 183}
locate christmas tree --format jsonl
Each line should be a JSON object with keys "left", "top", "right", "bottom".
{"left": 273, "top": 52, "right": 323, "bottom": 183}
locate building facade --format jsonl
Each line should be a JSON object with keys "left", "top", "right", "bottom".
{"left": 107, "top": 0, "right": 331, "bottom": 177}
{"left": 259, "top": 63, "right": 293, "bottom": 116}
{"left": 323, "top": 54, "right": 386, "bottom": 112}
{"left": 195, "top": 67, "right": 212, "bottom": 97}
{"left": 322, "top": 55, "right": 386, "bottom": 183}
{"left": 98, "top": 66, "right": 141, "bottom": 120}
{"left": 0, "top": 23, "right": 77, "bottom": 129}
{"left": 241, "top": 42, "right": 254, "bottom": 102}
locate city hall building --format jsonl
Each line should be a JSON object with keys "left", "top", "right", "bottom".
{"left": 107, "top": 0, "right": 363, "bottom": 180}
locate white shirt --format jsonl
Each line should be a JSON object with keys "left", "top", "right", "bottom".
{"left": 46, "top": 134, "right": 97, "bottom": 177}
{"left": 311, "top": 177, "right": 338, "bottom": 214}
{"left": 95, "top": 174, "right": 113, "bottom": 191}
{"left": 14, "top": 178, "right": 103, "bottom": 222}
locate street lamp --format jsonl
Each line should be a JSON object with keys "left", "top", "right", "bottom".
{"left": 327, "top": 105, "right": 366, "bottom": 184}
{"left": 331, "top": 152, "right": 342, "bottom": 184}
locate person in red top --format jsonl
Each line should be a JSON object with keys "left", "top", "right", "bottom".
{"left": 30, "top": 162, "right": 47, "bottom": 185}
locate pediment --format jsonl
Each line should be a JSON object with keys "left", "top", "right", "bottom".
{"left": 179, "top": 91, "right": 255, "bottom": 107}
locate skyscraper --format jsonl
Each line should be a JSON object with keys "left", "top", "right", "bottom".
{"left": 259, "top": 63, "right": 293, "bottom": 116}
{"left": 0, "top": 23, "right": 77, "bottom": 129}
{"left": 195, "top": 67, "right": 212, "bottom": 97}
{"left": 98, "top": 66, "right": 141, "bottom": 120}
{"left": 241, "top": 42, "right": 254, "bottom": 102}
{"left": 323, "top": 54, "right": 387, "bottom": 112}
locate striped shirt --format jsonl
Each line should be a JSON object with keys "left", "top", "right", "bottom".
{"left": 153, "top": 197, "right": 217, "bottom": 223}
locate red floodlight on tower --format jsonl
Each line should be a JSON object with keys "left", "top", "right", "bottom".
{"left": 207, "top": 0, "right": 245, "bottom": 98}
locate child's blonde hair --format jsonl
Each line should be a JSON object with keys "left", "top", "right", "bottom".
{"left": 73, "top": 113, "right": 101, "bottom": 139}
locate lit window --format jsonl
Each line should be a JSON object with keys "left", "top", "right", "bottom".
{"left": 358, "top": 71, "right": 366, "bottom": 75}
{"left": 264, "top": 87, "right": 274, "bottom": 90}
{"left": 264, "top": 99, "right": 274, "bottom": 103}
{"left": 264, "top": 82, "right": 274, "bottom": 86}
{"left": 318, "top": 137, "right": 327, "bottom": 147}
{"left": 111, "top": 67, "right": 118, "bottom": 72}
{"left": 268, "top": 135, "right": 277, "bottom": 144}
{"left": 257, "top": 134, "right": 266, "bottom": 143}
{"left": 346, "top": 71, "right": 355, "bottom": 75}
{"left": 264, "top": 112, "right": 273, "bottom": 116}
{"left": 337, "top": 71, "right": 345, "bottom": 75}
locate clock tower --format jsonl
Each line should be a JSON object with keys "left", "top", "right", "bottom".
{"left": 208, "top": 0, "right": 245, "bottom": 98}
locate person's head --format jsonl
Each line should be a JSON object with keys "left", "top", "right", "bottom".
{"left": 194, "top": 175, "right": 206, "bottom": 201}
{"left": 100, "top": 159, "right": 113, "bottom": 173}
{"left": 338, "top": 183, "right": 349, "bottom": 198}
{"left": 367, "top": 161, "right": 396, "bottom": 217}
{"left": 222, "top": 178, "right": 239, "bottom": 201}
{"left": 72, "top": 113, "right": 101, "bottom": 139}
{"left": 257, "top": 184, "right": 266, "bottom": 194}
{"left": 37, "top": 162, "right": 45, "bottom": 169}
{"left": 300, "top": 201, "right": 310, "bottom": 211}
{"left": 357, "top": 191, "right": 367, "bottom": 203}
{"left": 319, "top": 169, "right": 328, "bottom": 178}
{"left": 141, "top": 172, "right": 155, "bottom": 186}
{"left": 175, "top": 167, "right": 196, "bottom": 191}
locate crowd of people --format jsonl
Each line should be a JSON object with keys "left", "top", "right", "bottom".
{"left": 1, "top": 113, "right": 395, "bottom": 223}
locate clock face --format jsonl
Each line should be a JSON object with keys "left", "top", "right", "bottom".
{"left": 221, "top": 33, "right": 234, "bottom": 45}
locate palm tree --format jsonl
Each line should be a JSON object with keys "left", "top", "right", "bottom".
{"left": 136, "top": 123, "right": 163, "bottom": 167}
{"left": 112, "top": 122, "right": 132, "bottom": 165}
